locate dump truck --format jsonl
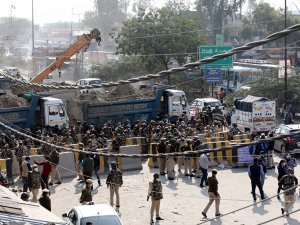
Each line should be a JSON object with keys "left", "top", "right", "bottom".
{"left": 64, "top": 85, "right": 189, "bottom": 128}
{"left": 0, "top": 94, "right": 69, "bottom": 130}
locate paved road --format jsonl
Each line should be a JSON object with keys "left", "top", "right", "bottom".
{"left": 18, "top": 154, "right": 300, "bottom": 225}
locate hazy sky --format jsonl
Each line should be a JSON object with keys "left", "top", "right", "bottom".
{"left": 0, "top": 0, "right": 289, "bottom": 25}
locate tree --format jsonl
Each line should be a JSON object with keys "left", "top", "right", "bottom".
{"left": 0, "top": 17, "right": 31, "bottom": 36}
{"left": 238, "top": 2, "right": 300, "bottom": 44}
{"left": 131, "top": 0, "right": 153, "bottom": 16}
{"left": 83, "top": 0, "right": 127, "bottom": 49}
{"left": 89, "top": 56, "right": 158, "bottom": 82}
{"left": 196, "top": 0, "right": 246, "bottom": 40}
{"left": 115, "top": 6, "right": 206, "bottom": 71}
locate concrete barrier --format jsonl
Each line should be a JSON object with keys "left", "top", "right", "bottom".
{"left": 204, "top": 141, "right": 233, "bottom": 165}
{"left": 58, "top": 152, "right": 76, "bottom": 178}
{"left": 119, "top": 145, "right": 142, "bottom": 171}
{"left": 0, "top": 158, "right": 13, "bottom": 184}
{"left": 126, "top": 137, "right": 148, "bottom": 154}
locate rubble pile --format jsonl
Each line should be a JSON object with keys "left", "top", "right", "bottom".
{"left": 0, "top": 95, "right": 29, "bottom": 108}
{"left": 10, "top": 82, "right": 49, "bottom": 95}
{"left": 79, "top": 84, "right": 154, "bottom": 102}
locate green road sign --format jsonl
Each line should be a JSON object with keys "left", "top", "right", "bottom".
{"left": 199, "top": 45, "right": 233, "bottom": 68}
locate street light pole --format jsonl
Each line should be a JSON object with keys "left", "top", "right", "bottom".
{"left": 32, "top": 0, "right": 34, "bottom": 56}
{"left": 284, "top": 0, "right": 288, "bottom": 106}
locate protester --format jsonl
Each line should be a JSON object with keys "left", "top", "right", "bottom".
{"left": 21, "top": 156, "right": 32, "bottom": 192}
{"left": 34, "top": 156, "right": 52, "bottom": 190}
{"left": 277, "top": 160, "right": 288, "bottom": 200}
{"left": 49, "top": 147, "right": 62, "bottom": 186}
{"left": 81, "top": 154, "right": 94, "bottom": 182}
{"left": 279, "top": 168, "right": 298, "bottom": 216}
{"left": 201, "top": 169, "right": 221, "bottom": 218}
{"left": 248, "top": 158, "right": 265, "bottom": 201}
{"left": 28, "top": 164, "right": 41, "bottom": 203}
{"left": 39, "top": 189, "right": 51, "bottom": 211}
{"left": 199, "top": 153, "right": 211, "bottom": 188}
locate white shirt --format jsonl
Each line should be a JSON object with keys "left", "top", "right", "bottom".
{"left": 199, "top": 153, "right": 211, "bottom": 169}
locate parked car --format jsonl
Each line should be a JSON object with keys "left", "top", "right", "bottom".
{"left": 3, "top": 67, "right": 20, "bottom": 77}
{"left": 189, "top": 97, "right": 225, "bottom": 117}
{"left": 75, "top": 78, "right": 102, "bottom": 86}
{"left": 42, "top": 74, "right": 54, "bottom": 84}
{"left": 273, "top": 124, "right": 300, "bottom": 153}
{"left": 62, "top": 204, "right": 123, "bottom": 225}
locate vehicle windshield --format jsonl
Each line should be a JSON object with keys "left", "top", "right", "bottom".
{"left": 81, "top": 215, "right": 122, "bottom": 225}
{"left": 173, "top": 96, "right": 186, "bottom": 106}
{"left": 206, "top": 101, "right": 222, "bottom": 107}
{"left": 190, "top": 101, "right": 200, "bottom": 107}
{"left": 90, "top": 80, "right": 101, "bottom": 85}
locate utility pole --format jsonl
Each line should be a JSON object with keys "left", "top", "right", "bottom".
{"left": 32, "top": 0, "right": 35, "bottom": 55}
{"left": 284, "top": 0, "right": 288, "bottom": 107}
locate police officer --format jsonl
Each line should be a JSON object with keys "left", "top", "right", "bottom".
{"left": 157, "top": 138, "right": 167, "bottom": 175}
{"left": 183, "top": 140, "right": 195, "bottom": 177}
{"left": 279, "top": 168, "right": 298, "bottom": 216}
{"left": 148, "top": 173, "right": 164, "bottom": 224}
{"left": 166, "top": 140, "right": 176, "bottom": 180}
{"left": 106, "top": 161, "right": 123, "bottom": 211}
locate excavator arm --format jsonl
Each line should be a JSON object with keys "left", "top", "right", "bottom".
{"left": 30, "top": 28, "right": 101, "bottom": 84}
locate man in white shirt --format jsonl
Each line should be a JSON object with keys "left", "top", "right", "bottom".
{"left": 199, "top": 153, "right": 211, "bottom": 187}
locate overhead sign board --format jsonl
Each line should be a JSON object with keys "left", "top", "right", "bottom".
{"left": 199, "top": 45, "right": 233, "bottom": 68}
{"left": 205, "top": 68, "right": 221, "bottom": 82}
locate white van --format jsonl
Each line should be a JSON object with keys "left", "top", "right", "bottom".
{"left": 75, "top": 78, "right": 102, "bottom": 86}
{"left": 62, "top": 204, "right": 123, "bottom": 225}
{"left": 189, "top": 97, "right": 225, "bottom": 117}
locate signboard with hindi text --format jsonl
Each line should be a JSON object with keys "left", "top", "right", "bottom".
{"left": 199, "top": 46, "right": 233, "bottom": 68}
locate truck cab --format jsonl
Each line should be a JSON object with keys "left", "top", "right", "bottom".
{"left": 34, "top": 97, "right": 69, "bottom": 130}
{"left": 160, "top": 89, "right": 189, "bottom": 122}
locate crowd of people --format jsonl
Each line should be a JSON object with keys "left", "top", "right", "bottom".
{"left": 0, "top": 114, "right": 299, "bottom": 221}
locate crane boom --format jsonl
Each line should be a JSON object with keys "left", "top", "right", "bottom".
{"left": 30, "top": 28, "right": 101, "bottom": 84}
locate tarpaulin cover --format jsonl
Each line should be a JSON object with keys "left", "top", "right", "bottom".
{"left": 234, "top": 95, "right": 269, "bottom": 112}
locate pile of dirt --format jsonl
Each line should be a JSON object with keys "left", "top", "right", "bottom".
{"left": 10, "top": 82, "right": 49, "bottom": 95}
{"left": 79, "top": 84, "right": 155, "bottom": 102}
{"left": 0, "top": 95, "right": 29, "bottom": 108}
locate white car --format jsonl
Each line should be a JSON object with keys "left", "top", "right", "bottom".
{"left": 75, "top": 78, "right": 102, "bottom": 86}
{"left": 62, "top": 204, "right": 123, "bottom": 225}
{"left": 3, "top": 67, "right": 20, "bottom": 77}
{"left": 189, "top": 97, "right": 225, "bottom": 117}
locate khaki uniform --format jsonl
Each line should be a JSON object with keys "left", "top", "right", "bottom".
{"left": 177, "top": 139, "right": 186, "bottom": 171}
{"left": 148, "top": 180, "right": 163, "bottom": 220}
{"left": 279, "top": 174, "right": 298, "bottom": 214}
{"left": 157, "top": 142, "right": 167, "bottom": 174}
{"left": 183, "top": 144, "right": 192, "bottom": 175}
{"left": 106, "top": 169, "right": 123, "bottom": 207}
{"left": 166, "top": 144, "right": 175, "bottom": 179}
